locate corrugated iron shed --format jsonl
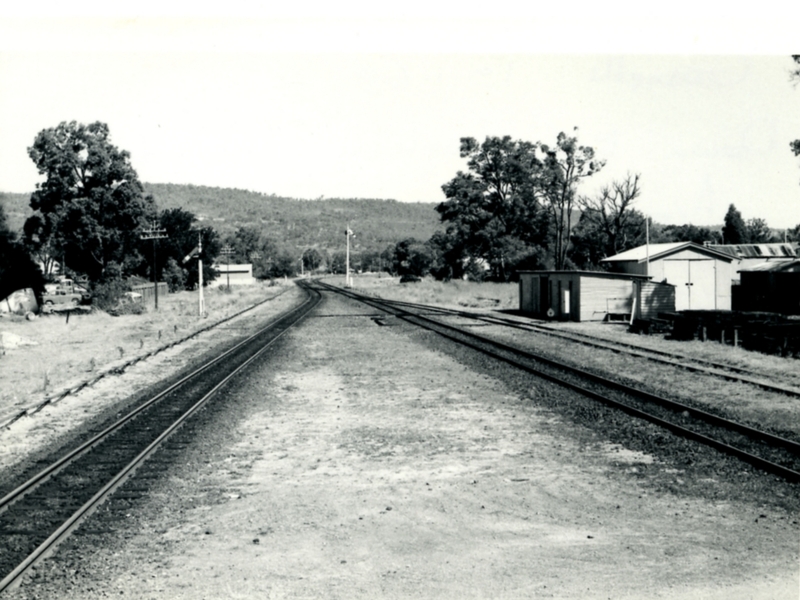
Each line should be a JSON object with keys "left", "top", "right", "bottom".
{"left": 709, "top": 243, "right": 799, "bottom": 259}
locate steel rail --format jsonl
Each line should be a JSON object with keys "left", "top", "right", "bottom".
{"left": 316, "top": 282, "right": 800, "bottom": 482}
{"left": 0, "top": 286, "right": 320, "bottom": 593}
{"left": 0, "top": 289, "right": 316, "bottom": 515}
{"left": 351, "top": 295, "right": 800, "bottom": 399}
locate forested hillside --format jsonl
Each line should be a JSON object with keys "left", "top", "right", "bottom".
{"left": 144, "top": 183, "right": 441, "bottom": 254}
{"left": 2, "top": 185, "right": 442, "bottom": 255}
{"left": 0, "top": 193, "right": 30, "bottom": 235}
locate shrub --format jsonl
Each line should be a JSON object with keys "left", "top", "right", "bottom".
{"left": 399, "top": 274, "right": 421, "bottom": 283}
{"left": 91, "top": 277, "right": 144, "bottom": 315}
{"left": 163, "top": 257, "right": 187, "bottom": 293}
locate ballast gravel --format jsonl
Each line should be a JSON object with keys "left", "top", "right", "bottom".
{"left": 5, "top": 289, "right": 799, "bottom": 599}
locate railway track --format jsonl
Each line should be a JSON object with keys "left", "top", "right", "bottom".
{"left": 0, "top": 285, "right": 321, "bottom": 593}
{"left": 313, "top": 281, "right": 800, "bottom": 484}
{"left": 362, "top": 296, "right": 800, "bottom": 399}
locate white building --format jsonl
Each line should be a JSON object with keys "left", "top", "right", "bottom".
{"left": 214, "top": 263, "right": 255, "bottom": 286}
{"left": 601, "top": 242, "right": 735, "bottom": 312}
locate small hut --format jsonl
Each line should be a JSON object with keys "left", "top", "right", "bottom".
{"left": 518, "top": 271, "right": 650, "bottom": 322}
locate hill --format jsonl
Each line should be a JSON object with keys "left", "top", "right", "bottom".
{"left": 1, "top": 185, "right": 443, "bottom": 254}
{"left": 0, "top": 192, "right": 30, "bottom": 235}
{"left": 144, "top": 183, "right": 441, "bottom": 254}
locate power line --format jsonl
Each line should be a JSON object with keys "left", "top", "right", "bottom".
{"left": 140, "top": 222, "right": 168, "bottom": 310}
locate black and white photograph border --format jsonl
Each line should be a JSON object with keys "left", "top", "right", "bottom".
{"left": 0, "top": 3, "right": 799, "bottom": 599}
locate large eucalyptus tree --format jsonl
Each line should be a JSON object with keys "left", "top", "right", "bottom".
{"left": 24, "top": 121, "right": 155, "bottom": 281}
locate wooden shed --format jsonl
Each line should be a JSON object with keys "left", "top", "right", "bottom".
{"left": 601, "top": 242, "right": 734, "bottom": 311}
{"left": 519, "top": 271, "right": 649, "bottom": 322}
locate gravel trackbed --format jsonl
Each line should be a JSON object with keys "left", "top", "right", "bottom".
{"left": 4, "top": 288, "right": 798, "bottom": 599}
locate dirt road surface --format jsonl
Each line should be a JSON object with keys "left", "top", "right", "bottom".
{"left": 6, "top": 288, "right": 799, "bottom": 599}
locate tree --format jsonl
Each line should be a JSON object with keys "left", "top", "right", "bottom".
{"left": 657, "top": 224, "right": 721, "bottom": 245}
{"left": 329, "top": 251, "right": 347, "bottom": 274}
{"left": 163, "top": 257, "right": 187, "bottom": 293}
{"left": 358, "top": 250, "right": 383, "bottom": 273}
{"left": 158, "top": 207, "right": 220, "bottom": 289}
{"left": 437, "top": 136, "right": 551, "bottom": 280}
{"left": 301, "top": 248, "right": 323, "bottom": 273}
{"left": 540, "top": 129, "right": 605, "bottom": 270}
{"left": 1, "top": 202, "right": 45, "bottom": 301}
{"left": 746, "top": 218, "right": 775, "bottom": 243}
{"left": 791, "top": 56, "right": 800, "bottom": 174}
{"left": 392, "top": 238, "right": 435, "bottom": 278}
{"left": 573, "top": 173, "right": 643, "bottom": 265}
{"left": 228, "top": 226, "right": 262, "bottom": 263}
{"left": 24, "top": 121, "right": 156, "bottom": 281}
{"left": 570, "top": 208, "right": 648, "bottom": 269}
{"left": 269, "top": 251, "right": 297, "bottom": 278}
{"left": 426, "top": 230, "right": 465, "bottom": 280}
{"left": 722, "top": 204, "right": 748, "bottom": 244}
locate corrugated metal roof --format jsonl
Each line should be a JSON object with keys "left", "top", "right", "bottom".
{"left": 601, "top": 242, "right": 687, "bottom": 262}
{"left": 517, "top": 270, "right": 650, "bottom": 279}
{"left": 709, "top": 243, "right": 799, "bottom": 258}
{"left": 601, "top": 242, "right": 734, "bottom": 263}
{"left": 739, "top": 259, "right": 800, "bottom": 273}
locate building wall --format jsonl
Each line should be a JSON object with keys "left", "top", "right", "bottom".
{"left": 214, "top": 264, "right": 255, "bottom": 286}
{"left": 519, "top": 272, "right": 637, "bottom": 322}
{"left": 607, "top": 251, "right": 731, "bottom": 311}
{"left": 634, "top": 281, "right": 676, "bottom": 319}
{"left": 578, "top": 277, "right": 633, "bottom": 321}
{"left": 519, "top": 274, "right": 535, "bottom": 313}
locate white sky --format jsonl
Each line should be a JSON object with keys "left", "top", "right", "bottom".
{"left": 1, "top": 3, "right": 800, "bottom": 228}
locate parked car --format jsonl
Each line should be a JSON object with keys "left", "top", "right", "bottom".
{"left": 41, "top": 278, "right": 91, "bottom": 309}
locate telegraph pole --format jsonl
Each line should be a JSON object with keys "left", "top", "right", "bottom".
{"left": 219, "top": 244, "right": 234, "bottom": 289}
{"left": 140, "top": 222, "right": 168, "bottom": 310}
{"left": 198, "top": 233, "right": 205, "bottom": 316}
{"left": 345, "top": 224, "right": 353, "bottom": 288}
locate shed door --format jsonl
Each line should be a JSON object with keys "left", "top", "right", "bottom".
{"left": 663, "top": 259, "right": 716, "bottom": 311}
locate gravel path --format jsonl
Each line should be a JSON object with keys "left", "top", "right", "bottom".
{"left": 5, "top": 289, "right": 799, "bottom": 599}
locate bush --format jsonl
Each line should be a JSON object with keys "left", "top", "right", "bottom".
{"left": 108, "top": 297, "right": 145, "bottom": 316}
{"left": 400, "top": 274, "right": 421, "bottom": 283}
{"left": 91, "top": 277, "right": 144, "bottom": 315}
{"left": 163, "top": 257, "right": 187, "bottom": 293}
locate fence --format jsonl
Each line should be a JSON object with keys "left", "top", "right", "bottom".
{"left": 131, "top": 282, "right": 169, "bottom": 305}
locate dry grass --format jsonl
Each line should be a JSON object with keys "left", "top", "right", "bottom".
{"left": 0, "top": 281, "right": 292, "bottom": 420}
{"left": 558, "top": 321, "right": 800, "bottom": 386}
{"left": 332, "top": 273, "right": 519, "bottom": 311}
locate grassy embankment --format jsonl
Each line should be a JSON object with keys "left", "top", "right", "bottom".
{"left": 0, "top": 282, "right": 292, "bottom": 413}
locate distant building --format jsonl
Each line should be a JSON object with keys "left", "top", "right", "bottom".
{"left": 213, "top": 263, "right": 255, "bottom": 286}
{"left": 601, "top": 242, "right": 734, "bottom": 311}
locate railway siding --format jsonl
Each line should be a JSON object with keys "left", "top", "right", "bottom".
{"left": 4, "top": 283, "right": 797, "bottom": 599}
